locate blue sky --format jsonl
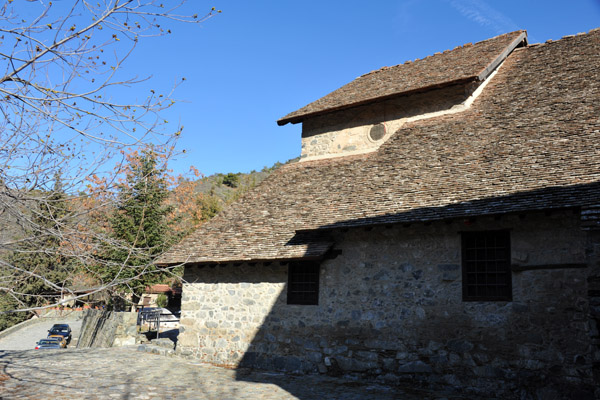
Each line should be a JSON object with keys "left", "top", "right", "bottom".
{"left": 123, "top": 0, "right": 600, "bottom": 177}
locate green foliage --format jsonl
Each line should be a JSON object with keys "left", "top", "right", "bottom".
{"left": 156, "top": 293, "right": 168, "bottom": 308}
{"left": 190, "top": 158, "right": 300, "bottom": 223}
{"left": 260, "top": 162, "right": 282, "bottom": 173}
{"left": 0, "top": 175, "right": 74, "bottom": 328}
{"left": 100, "top": 148, "right": 176, "bottom": 298}
{"left": 222, "top": 172, "right": 239, "bottom": 188}
{"left": 197, "top": 194, "right": 223, "bottom": 222}
{"left": 0, "top": 295, "right": 29, "bottom": 331}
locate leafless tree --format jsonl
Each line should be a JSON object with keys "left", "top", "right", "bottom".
{"left": 0, "top": 0, "right": 217, "bottom": 318}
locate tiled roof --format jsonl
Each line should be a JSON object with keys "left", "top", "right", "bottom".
{"left": 159, "top": 29, "right": 600, "bottom": 266}
{"left": 277, "top": 30, "right": 527, "bottom": 126}
{"left": 145, "top": 284, "right": 172, "bottom": 294}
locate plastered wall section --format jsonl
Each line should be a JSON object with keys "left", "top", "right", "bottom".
{"left": 177, "top": 211, "right": 593, "bottom": 395}
{"left": 300, "top": 84, "right": 473, "bottom": 160}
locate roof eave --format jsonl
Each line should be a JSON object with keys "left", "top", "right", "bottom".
{"left": 157, "top": 253, "right": 330, "bottom": 267}
{"left": 276, "top": 77, "right": 477, "bottom": 126}
{"left": 295, "top": 205, "right": 582, "bottom": 235}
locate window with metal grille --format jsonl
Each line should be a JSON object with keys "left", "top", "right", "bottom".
{"left": 461, "top": 230, "right": 512, "bottom": 301}
{"left": 287, "top": 261, "right": 320, "bottom": 305}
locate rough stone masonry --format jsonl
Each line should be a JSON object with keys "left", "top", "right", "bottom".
{"left": 177, "top": 211, "right": 596, "bottom": 398}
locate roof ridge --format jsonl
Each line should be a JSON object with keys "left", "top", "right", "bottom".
{"left": 356, "top": 30, "right": 526, "bottom": 80}
{"left": 526, "top": 27, "right": 600, "bottom": 48}
{"left": 472, "top": 30, "right": 526, "bottom": 45}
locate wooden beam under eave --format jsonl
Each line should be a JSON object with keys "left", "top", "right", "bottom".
{"left": 511, "top": 263, "right": 586, "bottom": 272}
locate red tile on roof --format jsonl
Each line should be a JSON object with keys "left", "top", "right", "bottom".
{"left": 145, "top": 284, "right": 172, "bottom": 294}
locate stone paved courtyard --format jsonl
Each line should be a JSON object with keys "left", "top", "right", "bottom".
{"left": 0, "top": 347, "right": 476, "bottom": 399}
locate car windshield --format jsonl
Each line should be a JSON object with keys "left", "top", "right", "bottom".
{"left": 38, "top": 340, "right": 56, "bottom": 345}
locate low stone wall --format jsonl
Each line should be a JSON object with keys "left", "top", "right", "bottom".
{"left": 77, "top": 309, "right": 137, "bottom": 348}
{"left": 39, "top": 309, "right": 87, "bottom": 320}
{"left": 0, "top": 317, "right": 41, "bottom": 340}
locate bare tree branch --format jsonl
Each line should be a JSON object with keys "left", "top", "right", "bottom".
{"left": 0, "top": 0, "right": 219, "bottom": 320}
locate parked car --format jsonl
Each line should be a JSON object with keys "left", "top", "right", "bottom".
{"left": 47, "top": 334, "right": 67, "bottom": 348}
{"left": 35, "top": 338, "right": 62, "bottom": 349}
{"left": 47, "top": 323, "right": 72, "bottom": 344}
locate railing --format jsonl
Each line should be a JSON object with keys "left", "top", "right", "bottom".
{"left": 137, "top": 308, "right": 180, "bottom": 339}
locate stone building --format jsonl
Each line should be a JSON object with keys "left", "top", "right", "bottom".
{"left": 159, "top": 29, "right": 600, "bottom": 397}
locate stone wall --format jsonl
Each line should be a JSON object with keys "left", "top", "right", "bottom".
{"left": 38, "top": 309, "right": 87, "bottom": 319}
{"left": 300, "top": 83, "right": 473, "bottom": 161}
{"left": 178, "top": 265, "right": 286, "bottom": 366}
{"left": 585, "top": 228, "right": 600, "bottom": 398}
{"left": 77, "top": 309, "right": 137, "bottom": 348}
{"left": 178, "top": 210, "right": 596, "bottom": 397}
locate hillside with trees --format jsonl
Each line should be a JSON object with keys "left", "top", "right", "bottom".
{"left": 190, "top": 159, "right": 297, "bottom": 219}
{"left": 0, "top": 154, "right": 295, "bottom": 329}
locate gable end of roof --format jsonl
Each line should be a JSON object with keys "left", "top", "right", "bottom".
{"left": 277, "top": 30, "right": 528, "bottom": 126}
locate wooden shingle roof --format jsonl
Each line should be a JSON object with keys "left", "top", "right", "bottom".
{"left": 159, "top": 29, "right": 600, "bottom": 266}
{"left": 277, "top": 30, "right": 527, "bottom": 126}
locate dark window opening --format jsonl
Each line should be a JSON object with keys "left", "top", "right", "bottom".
{"left": 287, "top": 261, "right": 320, "bottom": 305}
{"left": 462, "top": 230, "right": 512, "bottom": 301}
{"left": 369, "top": 123, "right": 386, "bottom": 141}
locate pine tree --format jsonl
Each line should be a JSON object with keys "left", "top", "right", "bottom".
{"left": 101, "top": 148, "right": 176, "bottom": 302}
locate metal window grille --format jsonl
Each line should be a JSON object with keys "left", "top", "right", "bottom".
{"left": 462, "top": 230, "right": 512, "bottom": 301}
{"left": 287, "top": 262, "right": 320, "bottom": 305}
